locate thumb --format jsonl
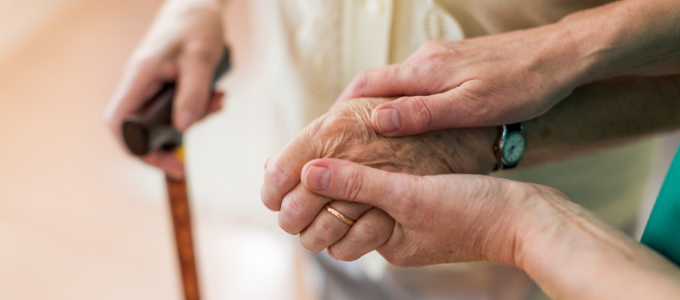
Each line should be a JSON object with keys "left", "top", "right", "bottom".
{"left": 173, "top": 45, "right": 223, "bottom": 131}
{"left": 370, "top": 89, "right": 480, "bottom": 137}
{"left": 370, "top": 80, "right": 505, "bottom": 136}
{"left": 332, "top": 63, "right": 423, "bottom": 110}
{"left": 301, "top": 158, "right": 422, "bottom": 220}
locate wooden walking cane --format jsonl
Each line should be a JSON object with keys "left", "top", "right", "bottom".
{"left": 120, "top": 47, "right": 231, "bottom": 300}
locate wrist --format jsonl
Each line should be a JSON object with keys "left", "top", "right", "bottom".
{"left": 511, "top": 187, "right": 680, "bottom": 299}
{"left": 526, "top": 23, "right": 597, "bottom": 92}
{"left": 557, "top": 9, "right": 621, "bottom": 84}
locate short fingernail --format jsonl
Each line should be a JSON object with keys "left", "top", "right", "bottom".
{"left": 375, "top": 108, "right": 401, "bottom": 133}
{"left": 178, "top": 110, "right": 195, "bottom": 130}
{"left": 305, "top": 166, "right": 331, "bottom": 191}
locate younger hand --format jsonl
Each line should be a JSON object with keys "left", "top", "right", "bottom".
{"left": 336, "top": 24, "right": 588, "bottom": 137}
{"left": 301, "top": 158, "right": 680, "bottom": 300}
{"left": 300, "top": 158, "right": 533, "bottom": 267}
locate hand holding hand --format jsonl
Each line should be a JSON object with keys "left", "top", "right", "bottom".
{"left": 262, "top": 98, "right": 497, "bottom": 260}
{"left": 300, "top": 158, "right": 680, "bottom": 300}
{"left": 336, "top": 25, "right": 588, "bottom": 137}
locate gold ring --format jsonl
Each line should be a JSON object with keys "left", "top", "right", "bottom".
{"left": 323, "top": 204, "right": 356, "bottom": 226}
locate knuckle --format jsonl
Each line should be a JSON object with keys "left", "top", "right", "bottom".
{"left": 407, "top": 97, "right": 434, "bottom": 132}
{"left": 349, "top": 70, "right": 373, "bottom": 96}
{"left": 331, "top": 247, "right": 356, "bottom": 262}
{"left": 354, "top": 222, "right": 381, "bottom": 245}
{"left": 423, "top": 39, "right": 444, "bottom": 48}
{"left": 300, "top": 237, "right": 324, "bottom": 253}
{"left": 184, "top": 42, "right": 217, "bottom": 65}
{"left": 319, "top": 217, "right": 344, "bottom": 238}
{"left": 278, "top": 196, "right": 307, "bottom": 234}
{"left": 260, "top": 187, "right": 279, "bottom": 211}
{"left": 341, "top": 168, "right": 365, "bottom": 201}
{"left": 302, "top": 219, "right": 344, "bottom": 252}
{"left": 264, "top": 161, "right": 294, "bottom": 190}
{"left": 414, "top": 50, "right": 447, "bottom": 66}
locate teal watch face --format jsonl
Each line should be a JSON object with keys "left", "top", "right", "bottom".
{"left": 502, "top": 131, "right": 526, "bottom": 165}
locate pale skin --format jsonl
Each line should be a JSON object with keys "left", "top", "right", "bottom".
{"left": 265, "top": 0, "right": 680, "bottom": 259}
{"left": 263, "top": 98, "right": 498, "bottom": 259}
{"left": 298, "top": 158, "right": 680, "bottom": 300}
{"left": 104, "top": 0, "right": 227, "bottom": 179}
{"left": 335, "top": 0, "right": 680, "bottom": 136}
{"left": 106, "top": 0, "right": 680, "bottom": 297}
{"left": 264, "top": 76, "right": 680, "bottom": 261}
{"left": 104, "top": 0, "right": 680, "bottom": 176}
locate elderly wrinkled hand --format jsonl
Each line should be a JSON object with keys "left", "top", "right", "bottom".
{"left": 104, "top": 0, "right": 226, "bottom": 179}
{"left": 300, "top": 158, "right": 680, "bottom": 300}
{"left": 261, "top": 98, "right": 497, "bottom": 260}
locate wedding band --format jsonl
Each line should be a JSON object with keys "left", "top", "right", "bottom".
{"left": 323, "top": 204, "right": 356, "bottom": 226}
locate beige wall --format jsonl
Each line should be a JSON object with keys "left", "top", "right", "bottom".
{"left": 0, "top": 0, "right": 82, "bottom": 62}
{"left": 0, "top": 1, "right": 310, "bottom": 299}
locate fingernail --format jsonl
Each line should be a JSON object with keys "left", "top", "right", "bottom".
{"left": 375, "top": 108, "right": 401, "bottom": 133}
{"left": 264, "top": 158, "right": 271, "bottom": 170}
{"left": 305, "top": 166, "right": 331, "bottom": 191}
{"left": 178, "top": 110, "right": 195, "bottom": 130}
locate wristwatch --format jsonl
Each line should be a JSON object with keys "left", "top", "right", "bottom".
{"left": 493, "top": 123, "right": 526, "bottom": 171}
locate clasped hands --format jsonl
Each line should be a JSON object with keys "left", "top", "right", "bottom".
{"left": 261, "top": 97, "right": 523, "bottom": 266}
{"left": 261, "top": 23, "right": 595, "bottom": 265}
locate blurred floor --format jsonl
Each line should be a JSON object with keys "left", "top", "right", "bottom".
{"left": 0, "top": 0, "right": 311, "bottom": 299}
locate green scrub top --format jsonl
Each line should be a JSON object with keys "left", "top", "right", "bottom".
{"left": 641, "top": 146, "right": 680, "bottom": 266}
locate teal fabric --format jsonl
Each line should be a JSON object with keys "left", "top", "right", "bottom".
{"left": 641, "top": 146, "right": 680, "bottom": 266}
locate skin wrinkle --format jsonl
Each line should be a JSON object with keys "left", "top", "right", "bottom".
{"left": 308, "top": 98, "right": 496, "bottom": 176}
{"left": 534, "top": 191, "right": 637, "bottom": 261}
{"left": 479, "top": 189, "right": 524, "bottom": 264}
{"left": 269, "top": 97, "right": 499, "bottom": 261}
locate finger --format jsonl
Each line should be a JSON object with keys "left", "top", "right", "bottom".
{"left": 105, "top": 56, "right": 176, "bottom": 143}
{"left": 278, "top": 184, "right": 332, "bottom": 235}
{"left": 205, "top": 91, "right": 225, "bottom": 115}
{"left": 334, "top": 63, "right": 418, "bottom": 107}
{"left": 333, "top": 40, "right": 452, "bottom": 109}
{"left": 370, "top": 82, "right": 491, "bottom": 136}
{"left": 299, "top": 201, "right": 371, "bottom": 253}
{"left": 327, "top": 207, "right": 394, "bottom": 262}
{"left": 174, "top": 44, "right": 222, "bottom": 131}
{"left": 301, "top": 158, "right": 422, "bottom": 219}
{"left": 261, "top": 132, "right": 318, "bottom": 211}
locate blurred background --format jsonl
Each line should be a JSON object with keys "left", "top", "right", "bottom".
{"left": 0, "top": 0, "right": 678, "bottom": 300}
{"left": 0, "top": 0, "right": 316, "bottom": 299}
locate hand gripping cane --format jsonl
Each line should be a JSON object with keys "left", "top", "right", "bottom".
{"left": 120, "top": 47, "right": 231, "bottom": 300}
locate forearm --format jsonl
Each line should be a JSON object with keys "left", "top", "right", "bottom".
{"left": 517, "top": 195, "right": 680, "bottom": 300}
{"left": 561, "top": 0, "right": 680, "bottom": 83}
{"left": 520, "top": 75, "right": 680, "bottom": 168}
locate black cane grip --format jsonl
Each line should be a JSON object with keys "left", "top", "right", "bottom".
{"left": 121, "top": 46, "right": 231, "bottom": 156}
